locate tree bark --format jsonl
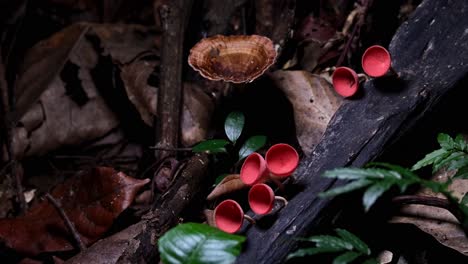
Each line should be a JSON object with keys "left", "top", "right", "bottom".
{"left": 236, "top": 0, "right": 468, "bottom": 263}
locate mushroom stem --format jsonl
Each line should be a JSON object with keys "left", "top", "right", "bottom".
{"left": 244, "top": 215, "right": 256, "bottom": 224}
{"left": 275, "top": 196, "right": 288, "bottom": 207}
{"left": 270, "top": 176, "right": 285, "bottom": 192}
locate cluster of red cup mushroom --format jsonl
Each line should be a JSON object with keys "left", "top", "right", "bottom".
{"left": 213, "top": 143, "right": 299, "bottom": 234}
{"left": 332, "top": 45, "right": 394, "bottom": 97}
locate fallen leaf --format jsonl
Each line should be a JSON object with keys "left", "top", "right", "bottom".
{"left": 204, "top": 209, "right": 216, "bottom": 227}
{"left": 390, "top": 169, "right": 468, "bottom": 255}
{"left": 207, "top": 174, "right": 246, "bottom": 201}
{"left": 270, "top": 71, "right": 343, "bottom": 155}
{"left": 0, "top": 167, "right": 149, "bottom": 256}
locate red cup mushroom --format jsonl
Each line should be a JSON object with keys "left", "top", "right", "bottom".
{"left": 214, "top": 199, "right": 254, "bottom": 233}
{"left": 361, "top": 45, "right": 393, "bottom": 77}
{"left": 332, "top": 67, "right": 359, "bottom": 98}
{"left": 248, "top": 183, "right": 288, "bottom": 215}
{"left": 265, "top": 143, "right": 299, "bottom": 178}
{"left": 240, "top": 152, "right": 269, "bottom": 186}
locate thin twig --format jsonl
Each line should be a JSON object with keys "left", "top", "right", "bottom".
{"left": 392, "top": 195, "right": 464, "bottom": 225}
{"left": 45, "top": 193, "right": 86, "bottom": 251}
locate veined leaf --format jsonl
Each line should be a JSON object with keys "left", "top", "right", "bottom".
{"left": 158, "top": 223, "right": 245, "bottom": 264}
{"left": 335, "top": 229, "right": 370, "bottom": 255}
{"left": 304, "top": 236, "right": 353, "bottom": 251}
{"left": 332, "top": 251, "right": 362, "bottom": 264}
{"left": 192, "top": 139, "right": 230, "bottom": 153}
{"left": 238, "top": 135, "right": 267, "bottom": 161}
{"left": 224, "top": 111, "right": 245, "bottom": 144}
{"left": 319, "top": 179, "right": 372, "bottom": 197}
{"left": 362, "top": 180, "right": 394, "bottom": 211}
{"left": 438, "top": 133, "right": 455, "bottom": 150}
{"left": 411, "top": 148, "right": 449, "bottom": 171}
{"left": 287, "top": 247, "right": 344, "bottom": 260}
{"left": 323, "top": 168, "right": 400, "bottom": 180}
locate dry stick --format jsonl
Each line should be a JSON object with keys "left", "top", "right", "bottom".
{"left": 154, "top": 0, "right": 194, "bottom": 161}
{"left": 392, "top": 195, "right": 465, "bottom": 225}
{"left": 45, "top": 193, "right": 86, "bottom": 251}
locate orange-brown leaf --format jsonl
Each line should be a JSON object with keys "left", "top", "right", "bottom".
{"left": 0, "top": 167, "right": 149, "bottom": 255}
{"left": 206, "top": 174, "right": 246, "bottom": 201}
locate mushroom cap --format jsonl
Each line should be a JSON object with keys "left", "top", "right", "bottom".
{"left": 240, "top": 152, "right": 269, "bottom": 185}
{"left": 332, "top": 67, "right": 359, "bottom": 97}
{"left": 265, "top": 143, "right": 299, "bottom": 177}
{"left": 362, "top": 45, "right": 391, "bottom": 77}
{"left": 188, "top": 35, "right": 277, "bottom": 83}
{"left": 214, "top": 199, "right": 244, "bottom": 233}
{"left": 248, "top": 183, "right": 275, "bottom": 215}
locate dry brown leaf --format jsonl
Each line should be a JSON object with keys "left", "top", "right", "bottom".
{"left": 207, "top": 174, "right": 246, "bottom": 201}
{"left": 204, "top": 209, "right": 216, "bottom": 227}
{"left": 270, "top": 71, "right": 342, "bottom": 155}
{"left": 390, "top": 169, "right": 468, "bottom": 255}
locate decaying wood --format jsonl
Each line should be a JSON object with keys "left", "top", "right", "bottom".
{"left": 66, "top": 154, "right": 210, "bottom": 264}
{"left": 154, "top": 0, "right": 193, "bottom": 160}
{"left": 236, "top": 0, "right": 468, "bottom": 263}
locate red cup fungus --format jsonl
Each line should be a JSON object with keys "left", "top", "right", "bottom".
{"left": 248, "top": 183, "right": 288, "bottom": 215}
{"left": 265, "top": 143, "right": 299, "bottom": 178}
{"left": 361, "top": 45, "right": 392, "bottom": 77}
{"left": 240, "top": 152, "right": 269, "bottom": 186}
{"left": 332, "top": 67, "right": 359, "bottom": 98}
{"left": 214, "top": 199, "right": 246, "bottom": 233}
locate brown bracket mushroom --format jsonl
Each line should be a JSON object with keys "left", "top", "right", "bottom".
{"left": 188, "top": 35, "right": 277, "bottom": 83}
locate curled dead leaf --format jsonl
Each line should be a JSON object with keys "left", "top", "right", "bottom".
{"left": 207, "top": 174, "right": 246, "bottom": 201}
{"left": 270, "top": 71, "right": 342, "bottom": 155}
{"left": 0, "top": 167, "right": 149, "bottom": 256}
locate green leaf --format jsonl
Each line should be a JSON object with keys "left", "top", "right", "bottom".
{"left": 362, "top": 180, "right": 394, "bottom": 211}
{"left": 455, "top": 166, "right": 468, "bottom": 179}
{"left": 303, "top": 236, "right": 353, "bottom": 251}
{"left": 286, "top": 247, "right": 344, "bottom": 260}
{"left": 332, "top": 252, "right": 362, "bottom": 264}
{"left": 224, "top": 112, "right": 245, "bottom": 144}
{"left": 411, "top": 148, "right": 449, "bottom": 171}
{"left": 455, "top": 134, "right": 467, "bottom": 151}
{"left": 448, "top": 156, "right": 468, "bottom": 170}
{"left": 433, "top": 151, "right": 465, "bottom": 172}
{"left": 158, "top": 223, "right": 245, "bottom": 264}
{"left": 192, "top": 139, "right": 230, "bottom": 153}
{"left": 438, "top": 133, "right": 455, "bottom": 149}
{"left": 368, "top": 162, "right": 419, "bottom": 180}
{"left": 238, "top": 135, "right": 267, "bottom": 161}
{"left": 319, "top": 179, "right": 373, "bottom": 198}
{"left": 362, "top": 258, "right": 379, "bottom": 264}
{"left": 323, "top": 168, "right": 400, "bottom": 180}
{"left": 335, "top": 229, "right": 370, "bottom": 255}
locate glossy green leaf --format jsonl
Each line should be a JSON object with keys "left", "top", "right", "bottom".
{"left": 158, "top": 223, "right": 245, "bottom": 264}
{"left": 192, "top": 139, "right": 230, "bottom": 154}
{"left": 238, "top": 135, "right": 267, "bottom": 161}
{"left": 335, "top": 229, "right": 370, "bottom": 255}
{"left": 319, "top": 179, "right": 372, "bottom": 198}
{"left": 224, "top": 112, "right": 245, "bottom": 144}
{"left": 332, "top": 251, "right": 362, "bottom": 264}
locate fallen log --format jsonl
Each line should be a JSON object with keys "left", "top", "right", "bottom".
{"left": 236, "top": 0, "right": 468, "bottom": 263}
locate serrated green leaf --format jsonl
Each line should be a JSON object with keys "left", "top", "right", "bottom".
{"left": 323, "top": 168, "right": 400, "bottom": 180}
{"left": 455, "top": 166, "right": 468, "bottom": 179}
{"left": 433, "top": 151, "right": 465, "bottom": 172}
{"left": 304, "top": 236, "right": 353, "bottom": 251}
{"left": 411, "top": 148, "right": 449, "bottom": 171}
{"left": 192, "top": 139, "right": 230, "bottom": 153}
{"left": 362, "top": 180, "right": 394, "bottom": 211}
{"left": 238, "top": 135, "right": 266, "bottom": 161}
{"left": 286, "top": 247, "right": 344, "bottom": 260}
{"left": 158, "top": 223, "right": 245, "bottom": 264}
{"left": 224, "top": 112, "right": 245, "bottom": 144}
{"left": 362, "top": 258, "right": 379, "bottom": 264}
{"left": 335, "top": 229, "right": 370, "bottom": 255}
{"left": 438, "top": 133, "right": 455, "bottom": 149}
{"left": 332, "top": 251, "right": 362, "bottom": 264}
{"left": 319, "top": 179, "right": 373, "bottom": 197}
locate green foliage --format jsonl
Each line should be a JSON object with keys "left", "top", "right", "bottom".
{"left": 238, "top": 135, "right": 267, "bottom": 161}
{"left": 287, "top": 229, "right": 374, "bottom": 263}
{"left": 224, "top": 111, "right": 245, "bottom": 144}
{"left": 320, "top": 164, "right": 420, "bottom": 211}
{"left": 192, "top": 139, "right": 230, "bottom": 153}
{"left": 411, "top": 133, "right": 468, "bottom": 177}
{"left": 158, "top": 223, "right": 245, "bottom": 264}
